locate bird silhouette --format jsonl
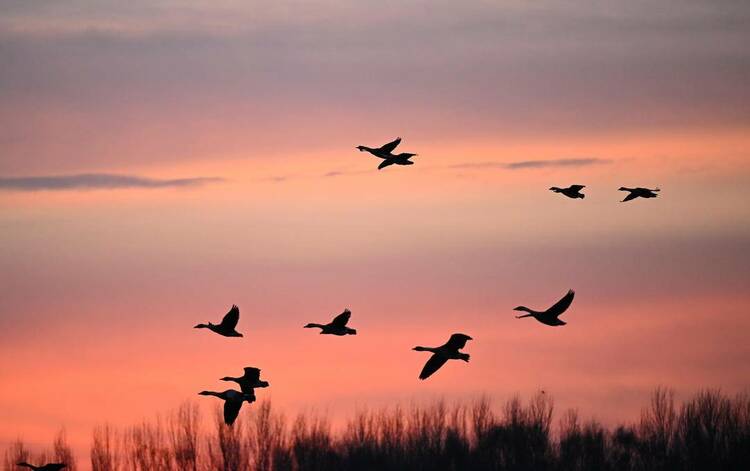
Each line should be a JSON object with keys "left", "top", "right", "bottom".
{"left": 198, "top": 389, "right": 252, "bottom": 425}
{"left": 356, "top": 137, "right": 417, "bottom": 170}
{"left": 618, "top": 187, "right": 660, "bottom": 202}
{"left": 514, "top": 289, "right": 575, "bottom": 326}
{"left": 413, "top": 333, "right": 472, "bottom": 380}
{"left": 194, "top": 305, "right": 243, "bottom": 337}
{"left": 304, "top": 309, "right": 357, "bottom": 335}
{"left": 550, "top": 185, "right": 586, "bottom": 199}
{"left": 220, "top": 367, "right": 270, "bottom": 402}
{"left": 16, "top": 464, "right": 66, "bottom": 471}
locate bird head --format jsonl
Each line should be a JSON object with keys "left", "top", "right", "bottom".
{"left": 220, "top": 376, "right": 234, "bottom": 382}
{"left": 356, "top": 146, "right": 367, "bottom": 152}
{"left": 513, "top": 306, "right": 530, "bottom": 312}
{"left": 618, "top": 187, "right": 628, "bottom": 191}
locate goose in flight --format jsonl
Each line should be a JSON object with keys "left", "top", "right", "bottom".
{"left": 413, "top": 333, "right": 472, "bottom": 380}
{"left": 550, "top": 185, "right": 586, "bottom": 199}
{"left": 16, "top": 464, "right": 66, "bottom": 471}
{"left": 356, "top": 137, "right": 417, "bottom": 170}
{"left": 221, "top": 367, "right": 270, "bottom": 402}
{"left": 304, "top": 309, "right": 357, "bottom": 335}
{"left": 619, "top": 187, "right": 660, "bottom": 202}
{"left": 514, "top": 289, "right": 575, "bottom": 326}
{"left": 198, "top": 389, "right": 253, "bottom": 425}
{"left": 194, "top": 305, "right": 243, "bottom": 337}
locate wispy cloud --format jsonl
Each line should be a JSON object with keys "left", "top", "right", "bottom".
{"left": 0, "top": 173, "right": 224, "bottom": 191}
{"left": 450, "top": 158, "right": 610, "bottom": 170}
{"left": 323, "top": 169, "right": 372, "bottom": 177}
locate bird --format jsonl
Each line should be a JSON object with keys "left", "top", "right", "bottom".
{"left": 514, "top": 289, "right": 575, "bottom": 326}
{"left": 194, "top": 305, "right": 243, "bottom": 337}
{"left": 198, "top": 389, "right": 253, "bottom": 425}
{"left": 550, "top": 185, "right": 586, "bottom": 199}
{"left": 220, "top": 367, "right": 270, "bottom": 402}
{"left": 618, "top": 187, "right": 660, "bottom": 202}
{"left": 356, "top": 137, "right": 417, "bottom": 170}
{"left": 304, "top": 309, "right": 357, "bottom": 335}
{"left": 412, "top": 333, "right": 472, "bottom": 380}
{"left": 16, "top": 464, "right": 66, "bottom": 471}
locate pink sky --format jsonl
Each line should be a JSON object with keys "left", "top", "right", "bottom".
{"left": 1, "top": 0, "right": 750, "bottom": 467}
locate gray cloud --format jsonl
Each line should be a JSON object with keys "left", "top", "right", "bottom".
{"left": 505, "top": 158, "right": 610, "bottom": 169}
{"left": 450, "top": 158, "right": 610, "bottom": 170}
{"left": 0, "top": 173, "right": 224, "bottom": 191}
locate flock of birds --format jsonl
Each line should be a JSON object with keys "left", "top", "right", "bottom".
{"left": 362, "top": 137, "right": 660, "bottom": 202}
{"left": 194, "top": 289, "right": 580, "bottom": 425}
{"left": 19, "top": 138, "right": 660, "bottom": 470}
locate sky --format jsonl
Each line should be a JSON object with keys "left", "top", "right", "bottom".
{"left": 1, "top": 0, "right": 750, "bottom": 465}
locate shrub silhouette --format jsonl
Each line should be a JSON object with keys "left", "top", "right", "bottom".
{"left": 4, "top": 389, "right": 750, "bottom": 470}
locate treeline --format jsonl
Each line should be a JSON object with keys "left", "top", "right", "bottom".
{"left": 4, "top": 388, "right": 750, "bottom": 470}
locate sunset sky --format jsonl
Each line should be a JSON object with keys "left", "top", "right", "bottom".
{"left": 1, "top": 0, "right": 750, "bottom": 465}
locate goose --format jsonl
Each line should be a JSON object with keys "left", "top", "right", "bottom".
{"left": 221, "top": 367, "right": 270, "bottom": 402}
{"left": 514, "top": 289, "right": 575, "bottom": 326}
{"left": 304, "top": 309, "right": 357, "bottom": 335}
{"left": 550, "top": 185, "right": 586, "bottom": 199}
{"left": 413, "top": 333, "right": 472, "bottom": 380}
{"left": 618, "top": 187, "right": 660, "bottom": 202}
{"left": 16, "top": 464, "right": 66, "bottom": 471}
{"left": 198, "top": 389, "right": 252, "bottom": 425}
{"left": 356, "top": 137, "right": 417, "bottom": 170}
{"left": 194, "top": 305, "right": 243, "bottom": 337}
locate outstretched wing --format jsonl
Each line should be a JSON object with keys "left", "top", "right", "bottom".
{"left": 445, "top": 333, "right": 471, "bottom": 350}
{"left": 220, "top": 305, "right": 240, "bottom": 329}
{"left": 621, "top": 192, "right": 639, "bottom": 202}
{"left": 331, "top": 309, "right": 351, "bottom": 328}
{"left": 419, "top": 354, "right": 448, "bottom": 380}
{"left": 243, "top": 367, "right": 261, "bottom": 383}
{"left": 569, "top": 185, "right": 585, "bottom": 191}
{"left": 378, "top": 137, "right": 401, "bottom": 154}
{"left": 224, "top": 399, "right": 243, "bottom": 425}
{"left": 378, "top": 159, "right": 396, "bottom": 170}
{"left": 547, "top": 289, "right": 575, "bottom": 317}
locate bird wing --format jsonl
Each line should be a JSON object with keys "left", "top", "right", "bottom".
{"left": 621, "top": 192, "right": 638, "bottom": 202}
{"left": 378, "top": 137, "right": 401, "bottom": 154}
{"left": 445, "top": 334, "right": 471, "bottom": 350}
{"left": 331, "top": 309, "right": 351, "bottom": 328}
{"left": 547, "top": 289, "right": 575, "bottom": 317}
{"left": 419, "top": 353, "right": 448, "bottom": 380}
{"left": 243, "top": 367, "right": 261, "bottom": 382}
{"left": 569, "top": 185, "right": 585, "bottom": 191}
{"left": 378, "top": 159, "right": 396, "bottom": 170}
{"left": 220, "top": 305, "right": 240, "bottom": 329}
{"left": 224, "top": 399, "right": 243, "bottom": 425}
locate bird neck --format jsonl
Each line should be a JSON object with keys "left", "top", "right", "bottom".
{"left": 414, "top": 346, "right": 436, "bottom": 353}
{"left": 515, "top": 306, "right": 536, "bottom": 314}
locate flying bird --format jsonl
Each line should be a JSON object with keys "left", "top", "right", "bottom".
{"left": 618, "top": 187, "right": 660, "bottom": 202}
{"left": 514, "top": 289, "right": 575, "bottom": 326}
{"left": 550, "top": 185, "right": 586, "bottom": 199}
{"left": 198, "top": 389, "right": 253, "bottom": 425}
{"left": 220, "top": 367, "right": 270, "bottom": 402}
{"left": 16, "top": 464, "right": 66, "bottom": 471}
{"left": 412, "top": 333, "right": 472, "bottom": 380}
{"left": 304, "top": 309, "right": 357, "bottom": 335}
{"left": 194, "top": 305, "right": 243, "bottom": 337}
{"left": 356, "top": 137, "right": 417, "bottom": 170}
